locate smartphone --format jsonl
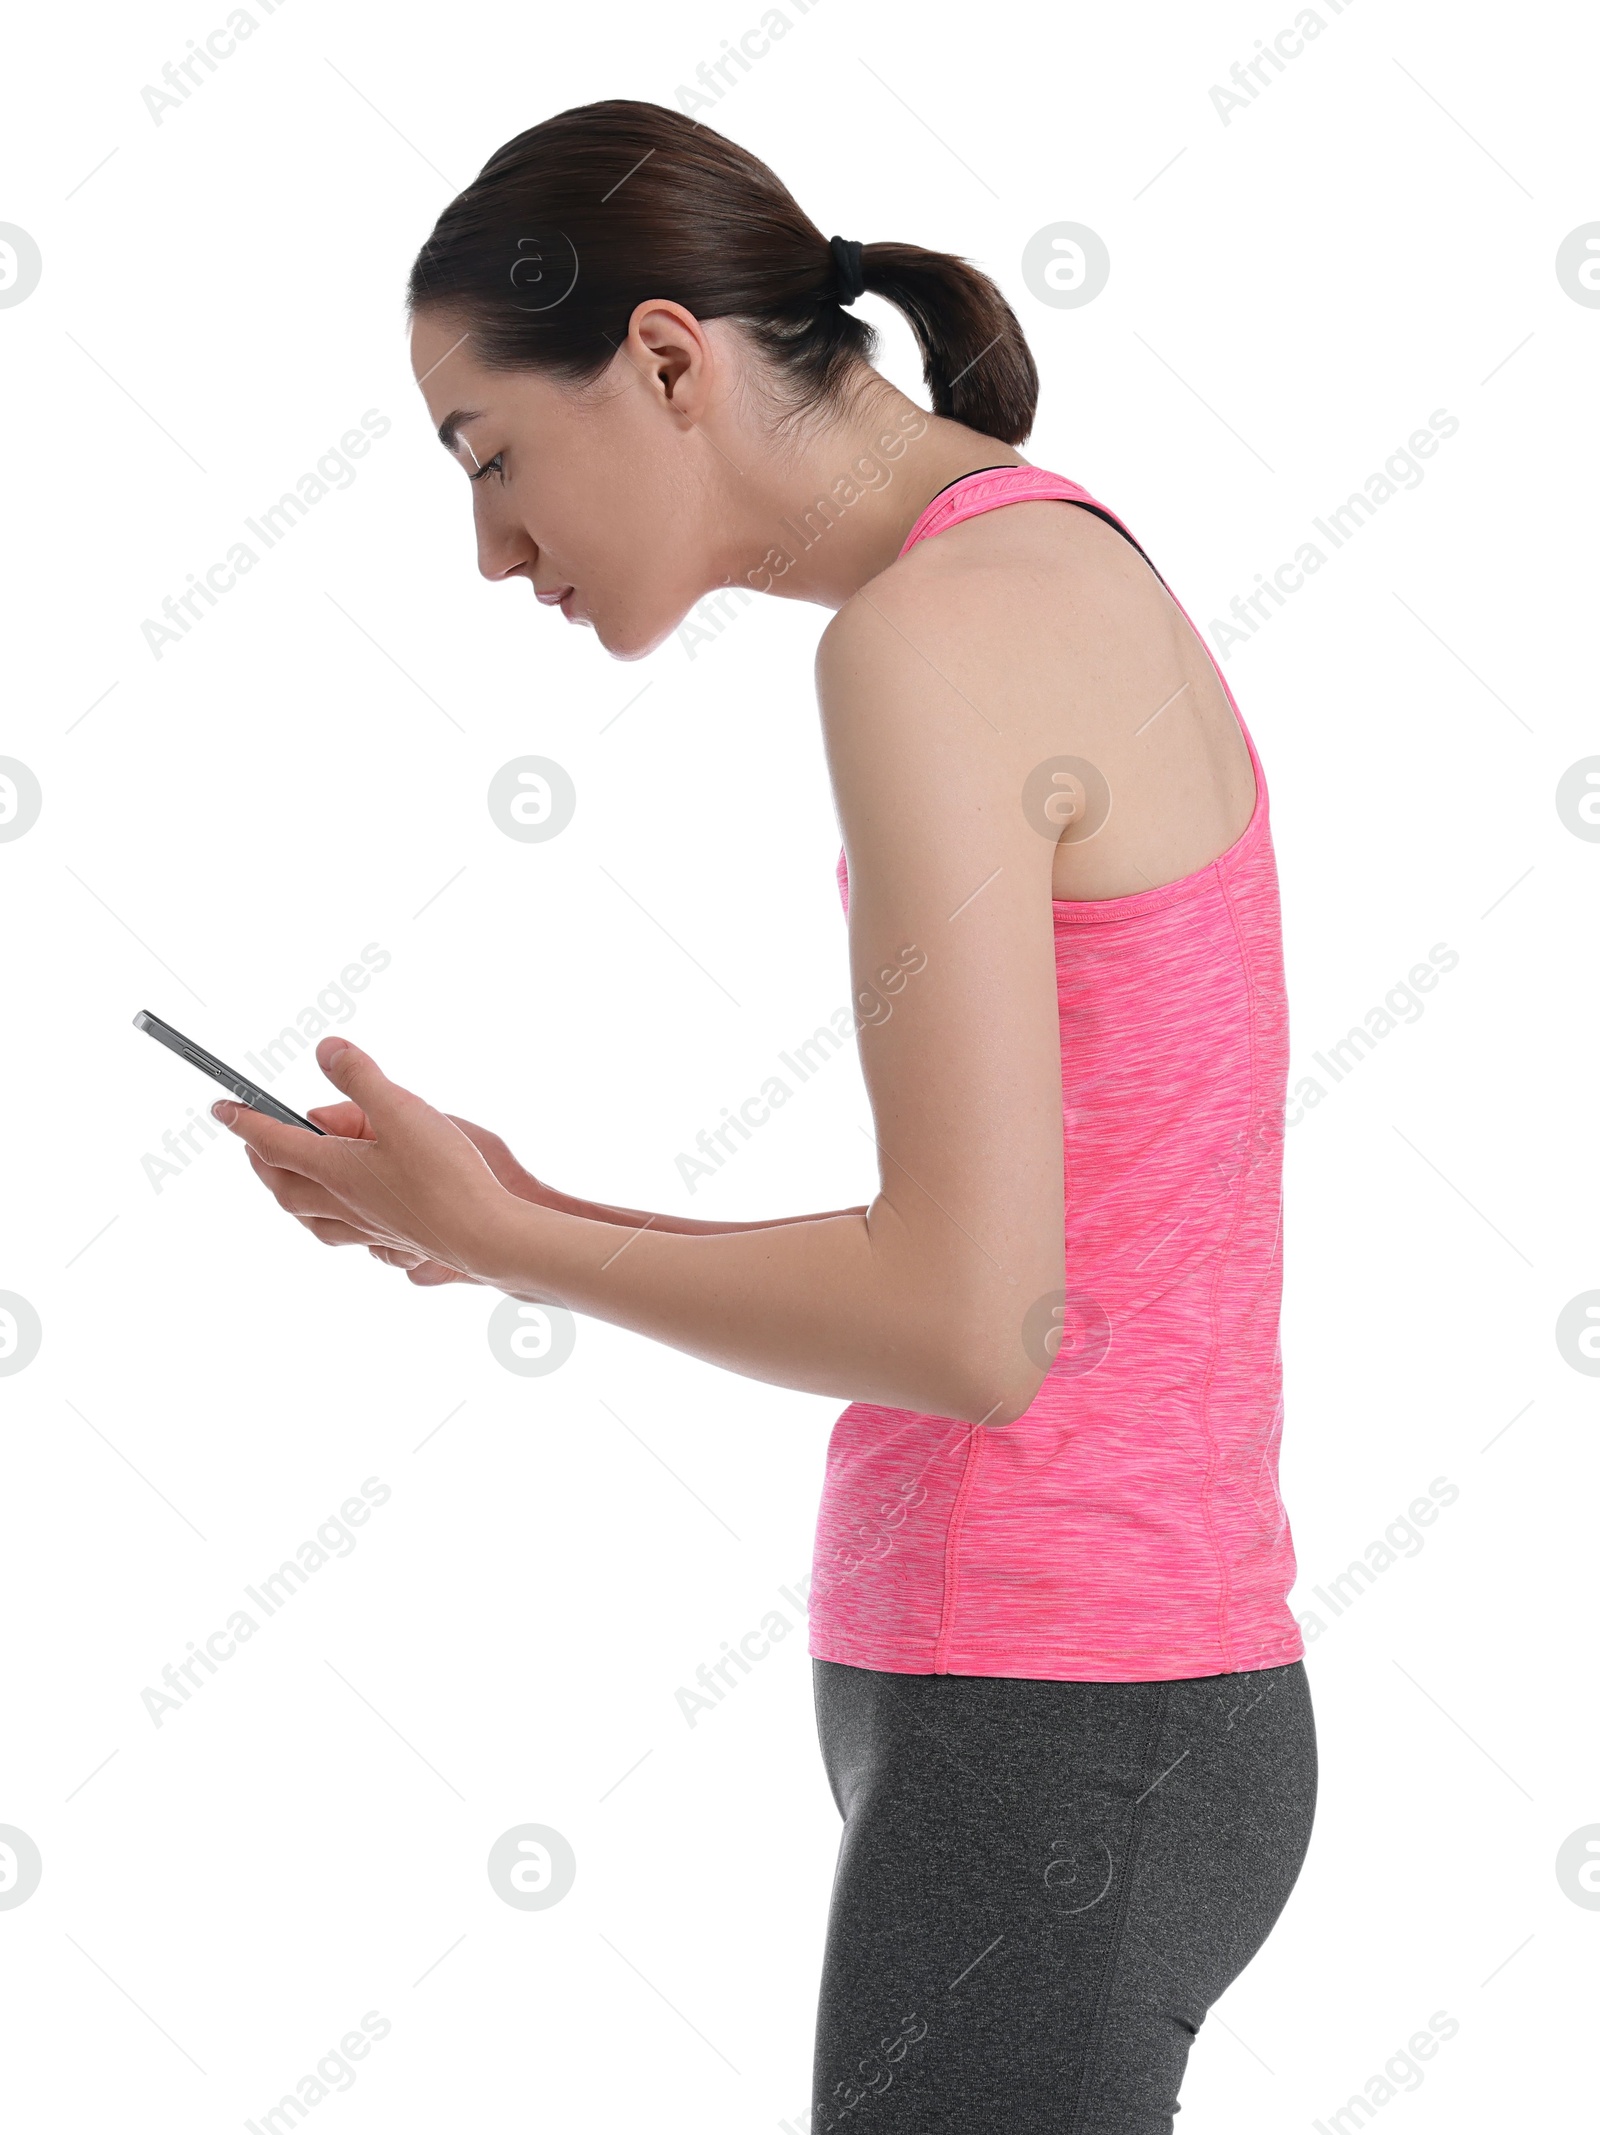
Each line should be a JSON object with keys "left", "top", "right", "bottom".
{"left": 133, "top": 1010, "right": 328, "bottom": 1134}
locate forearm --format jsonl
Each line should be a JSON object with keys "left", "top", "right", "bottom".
{"left": 478, "top": 1193, "right": 1032, "bottom": 1426}
{"left": 527, "top": 1178, "right": 870, "bottom": 1237}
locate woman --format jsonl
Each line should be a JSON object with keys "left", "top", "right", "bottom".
{"left": 214, "top": 100, "right": 1315, "bottom": 2133}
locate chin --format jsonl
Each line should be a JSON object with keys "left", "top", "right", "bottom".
{"left": 596, "top": 606, "right": 691, "bottom": 661}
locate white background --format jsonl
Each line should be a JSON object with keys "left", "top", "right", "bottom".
{"left": 1, "top": 0, "right": 1595, "bottom": 2127}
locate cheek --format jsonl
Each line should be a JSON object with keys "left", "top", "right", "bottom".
{"left": 580, "top": 523, "right": 679, "bottom": 611}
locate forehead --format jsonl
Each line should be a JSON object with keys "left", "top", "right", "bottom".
{"left": 409, "top": 315, "right": 497, "bottom": 417}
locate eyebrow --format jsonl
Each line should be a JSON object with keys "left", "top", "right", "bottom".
{"left": 437, "top": 408, "right": 486, "bottom": 454}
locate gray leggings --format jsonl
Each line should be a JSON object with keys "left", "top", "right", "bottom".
{"left": 810, "top": 1657, "right": 1316, "bottom": 2133}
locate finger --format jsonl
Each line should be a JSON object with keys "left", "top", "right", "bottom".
{"left": 314, "top": 1038, "right": 420, "bottom": 1127}
{"left": 309, "top": 1053, "right": 493, "bottom": 1264}
{"left": 304, "top": 1216, "right": 378, "bottom": 1248}
{"left": 245, "top": 1157, "right": 413, "bottom": 1259}
{"left": 306, "top": 1099, "right": 374, "bottom": 1139}
{"left": 226, "top": 1048, "right": 477, "bottom": 1273}
{"left": 213, "top": 1097, "right": 337, "bottom": 1180}
{"left": 245, "top": 1149, "right": 348, "bottom": 1221}
{"left": 365, "top": 1244, "right": 464, "bottom": 1284}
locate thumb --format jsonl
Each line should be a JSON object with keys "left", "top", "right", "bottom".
{"left": 315, "top": 1037, "right": 416, "bottom": 1122}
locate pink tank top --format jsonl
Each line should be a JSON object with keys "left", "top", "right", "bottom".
{"left": 809, "top": 465, "right": 1303, "bottom": 1682}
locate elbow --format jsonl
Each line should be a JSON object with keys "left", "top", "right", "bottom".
{"left": 929, "top": 1326, "right": 1050, "bottom": 1431}
{"left": 956, "top": 1364, "right": 1049, "bottom": 1430}
{"left": 907, "top": 1250, "right": 1068, "bottom": 1427}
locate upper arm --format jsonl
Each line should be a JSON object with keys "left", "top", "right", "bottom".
{"left": 815, "top": 562, "right": 1070, "bottom": 1424}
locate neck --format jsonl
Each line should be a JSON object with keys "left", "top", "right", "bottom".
{"left": 707, "top": 385, "right": 1024, "bottom": 609}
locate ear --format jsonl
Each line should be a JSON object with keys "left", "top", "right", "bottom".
{"left": 625, "top": 300, "right": 717, "bottom": 424}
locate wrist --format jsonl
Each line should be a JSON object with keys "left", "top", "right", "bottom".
{"left": 471, "top": 1184, "right": 563, "bottom": 1297}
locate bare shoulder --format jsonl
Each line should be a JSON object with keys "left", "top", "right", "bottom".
{"left": 815, "top": 496, "right": 1178, "bottom": 753}
{"left": 816, "top": 492, "right": 1258, "bottom": 899}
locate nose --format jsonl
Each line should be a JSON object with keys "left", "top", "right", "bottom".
{"left": 479, "top": 538, "right": 535, "bottom": 585}
{"left": 475, "top": 507, "right": 536, "bottom": 586}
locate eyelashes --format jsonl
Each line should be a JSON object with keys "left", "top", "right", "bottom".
{"left": 469, "top": 452, "right": 505, "bottom": 484}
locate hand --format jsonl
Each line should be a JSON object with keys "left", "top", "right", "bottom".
{"left": 295, "top": 1099, "right": 548, "bottom": 1285}
{"left": 211, "top": 1037, "right": 526, "bottom": 1287}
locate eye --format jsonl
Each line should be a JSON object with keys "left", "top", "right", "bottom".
{"left": 469, "top": 451, "right": 505, "bottom": 484}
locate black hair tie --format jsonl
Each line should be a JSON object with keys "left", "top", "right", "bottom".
{"left": 829, "top": 235, "right": 866, "bottom": 307}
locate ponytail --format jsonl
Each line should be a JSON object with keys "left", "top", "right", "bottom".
{"left": 856, "top": 242, "right": 1038, "bottom": 446}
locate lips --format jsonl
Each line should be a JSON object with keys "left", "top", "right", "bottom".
{"left": 535, "top": 584, "right": 573, "bottom": 607}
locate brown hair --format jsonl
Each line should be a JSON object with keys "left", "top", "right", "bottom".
{"left": 407, "top": 99, "right": 1038, "bottom": 445}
